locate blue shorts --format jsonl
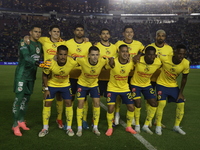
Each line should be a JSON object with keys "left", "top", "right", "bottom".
{"left": 131, "top": 85, "right": 156, "bottom": 100}
{"left": 77, "top": 85, "right": 100, "bottom": 100}
{"left": 69, "top": 78, "right": 78, "bottom": 95}
{"left": 156, "top": 84, "right": 184, "bottom": 103}
{"left": 46, "top": 86, "right": 72, "bottom": 100}
{"left": 106, "top": 91, "right": 134, "bottom": 105}
{"left": 98, "top": 80, "right": 108, "bottom": 97}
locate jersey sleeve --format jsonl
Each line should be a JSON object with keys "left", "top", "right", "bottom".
{"left": 38, "top": 37, "right": 46, "bottom": 45}
{"left": 182, "top": 60, "right": 190, "bottom": 74}
{"left": 19, "top": 40, "right": 36, "bottom": 65}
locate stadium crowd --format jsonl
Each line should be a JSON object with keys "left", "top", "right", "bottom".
{"left": 0, "top": 14, "right": 199, "bottom": 65}
{"left": 0, "top": 0, "right": 200, "bottom": 14}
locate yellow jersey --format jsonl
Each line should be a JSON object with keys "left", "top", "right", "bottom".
{"left": 107, "top": 58, "right": 134, "bottom": 92}
{"left": 77, "top": 57, "right": 107, "bottom": 88}
{"left": 38, "top": 37, "right": 65, "bottom": 61}
{"left": 95, "top": 42, "right": 117, "bottom": 81}
{"left": 130, "top": 56, "right": 162, "bottom": 87}
{"left": 43, "top": 57, "right": 77, "bottom": 87}
{"left": 157, "top": 56, "right": 190, "bottom": 87}
{"left": 65, "top": 38, "right": 92, "bottom": 79}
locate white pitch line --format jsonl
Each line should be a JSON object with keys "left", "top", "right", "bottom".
{"left": 100, "top": 102, "right": 157, "bottom": 150}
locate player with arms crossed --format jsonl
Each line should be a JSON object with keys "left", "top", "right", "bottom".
{"left": 105, "top": 44, "right": 137, "bottom": 136}
{"left": 12, "top": 25, "right": 42, "bottom": 136}
{"left": 155, "top": 44, "right": 189, "bottom": 135}
{"left": 38, "top": 45, "right": 77, "bottom": 137}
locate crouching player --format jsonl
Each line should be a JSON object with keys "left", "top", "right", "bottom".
{"left": 38, "top": 45, "right": 77, "bottom": 137}
{"left": 105, "top": 44, "right": 137, "bottom": 136}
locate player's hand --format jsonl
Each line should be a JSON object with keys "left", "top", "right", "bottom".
{"left": 133, "top": 54, "right": 141, "bottom": 64}
{"left": 44, "top": 90, "right": 51, "bottom": 100}
{"left": 24, "top": 35, "right": 30, "bottom": 45}
{"left": 177, "top": 93, "right": 185, "bottom": 102}
{"left": 83, "top": 37, "right": 89, "bottom": 42}
{"left": 108, "top": 57, "right": 115, "bottom": 68}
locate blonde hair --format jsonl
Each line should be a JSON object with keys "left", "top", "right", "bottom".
{"left": 156, "top": 29, "right": 166, "bottom": 37}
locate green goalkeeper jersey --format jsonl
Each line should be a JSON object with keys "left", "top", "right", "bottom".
{"left": 14, "top": 40, "right": 42, "bottom": 81}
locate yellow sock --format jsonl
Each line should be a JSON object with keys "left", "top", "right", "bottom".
{"left": 115, "top": 96, "right": 121, "bottom": 113}
{"left": 155, "top": 101, "right": 166, "bottom": 126}
{"left": 135, "top": 107, "right": 141, "bottom": 126}
{"left": 126, "top": 110, "right": 134, "bottom": 127}
{"left": 43, "top": 106, "right": 51, "bottom": 126}
{"left": 174, "top": 102, "right": 185, "bottom": 126}
{"left": 56, "top": 100, "right": 63, "bottom": 120}
{"left": 77, "top": 108, "right": 83, "bottom": 127}
{"left": 93, "top": 107, "right": 100, "bottom": 126}
{"left": 83, "top": 100, "right": 88, "bottom": 121}
{"left": 107, "top": 112, "right": 114, "bottom": 129}
{"left": 66, "top": 106, "right": 73, "bottom": 127}
{"left": 144, "top": 106, "right": 157, "bottom": 126}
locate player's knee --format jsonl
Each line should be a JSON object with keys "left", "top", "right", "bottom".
{"left": 148, "top": 99, "right": 158, "bottom": 107}
{"left": 44, "top": 101, "right": 52, "bottom": 107}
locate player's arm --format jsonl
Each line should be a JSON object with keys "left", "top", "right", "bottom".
{"left": 108, "top": 57, "right": 115, "bottom": 68}
{"left": 177, "top": 73, "right": 188, "bottom": 101}
{"left": 132, "top": 50, "right": 144, "bottom": 64}
{"left": 19, "top": 43, "right": 40, "bottom": 66}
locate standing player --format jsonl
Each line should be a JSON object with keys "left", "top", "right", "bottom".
{"left": 76, "top": 46, "right": 107, "bottom": 136}
{"left": 24, "top": 25, "right": 66, "bottom": 129}
{"left": 95, "top": 28, "right": 117, "bottom": 97}
{"left": 114, "top": 25, "right": 144, "bottom": 125}
{"left": 155, "top": 44, "right": 189, "bottom": 135}
{"left": 105, "top": 44, "right": 137, "bottom": 136}
{"left": 38, "top": 45, "right": 78, "bottom": 137}
{"left": 146, "top": 29, "right": 173, "bottom": 128}
{"left": 65, "top": 24, "right": 92, "bottom": 129}
{"left": 12, "top": 25, "right": 42, "bottom": 136}
{"left": 130, "top": 46, "right": 162, "bottom": 134}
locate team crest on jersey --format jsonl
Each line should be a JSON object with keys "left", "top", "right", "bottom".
{"left": 18, "top": 82, "right": 24, "bottom": 86}
{"left": 128, "top": 47, "right": 132, "bottom": 51}
{"left": 52, "top": 43, "right": 57, "bottom": 48}
{"left": 76, "top": 48, "right": 82, "bottom": 53}
{"left": 144, "top": 67, "right": 149, "bottom": 72}
{"left": 106, "top": 50, "right": 110, "bottom": 55}
{"left": 21, "top": 42, "right": 25, "bottom": 46}
{"left": 90, "top": 69, "right": 96, "bottom": 74}
{"left": 59, "top": 71, "right": 65, "bottom": 75}
{"left": 170, "top": 68, "right": 175, "bottom": 72}
{"left": 36, "top": 47, "right": 40, "bottom": 54}
{"left": 77, "top": 88, "right": 82, "bottom": 92}
{"left": 120, "top": 69, "right": 125, "bottom": 74}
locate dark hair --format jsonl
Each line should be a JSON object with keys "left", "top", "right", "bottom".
{"left": 49, "top": 25, "right": 60, "bottom": 31}
{"left": 100, "top": 28, "right": 110, "bottom": 35}
{"left": 88, "top": 46, "right": 100, "bottom": 54}
{"left": 74, "top": 24, "right": 84, "bottom": 30}
{"left": 145, "top": 46, "right": 156, "bottom": 53}
{"left": 57, "top": 45, "right": 68, "bottom": 53}
{"left": 123, "top": 25, "right": 134, "bottom": 32}
{"left": 30, "top": 25, "right": 41, "bottom": 31}
{"left": 176, "top": 44, "right": 187, "bottom": 50}
{"left": 119, "top": 44, "right": 128, "bottom": 50}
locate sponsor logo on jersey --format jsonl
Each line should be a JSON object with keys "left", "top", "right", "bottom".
{"left": 114, "top": 75, "right": 128, "bottom": 80}
{"left": 18, "top": 87, "right": 23, "bottom": 91}
{"left": 158, "top": 91, "right": 162, "bottom": 95}
{"left": 77, "top": 88, "right": 82, "bottom": 92}
{"left": 132, "top": 88, "right": 136, "bottom": 92}
{"left": 18, "top": 82, "right": 24, "bottom": 86}
{"left": 47, "top": 49, "right": 57, "bottom": 55}
{"left": 107, "top": 93, "right": 111, "bottom": 97}
{"left": 84, "top": 73, "right": 99, "bottom": 79}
